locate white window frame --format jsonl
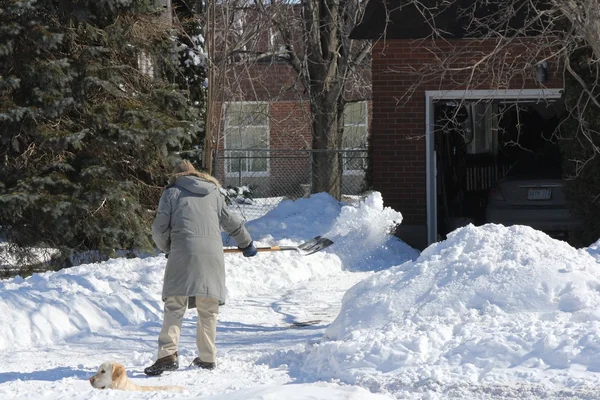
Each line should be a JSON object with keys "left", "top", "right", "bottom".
{"left": 343, "top": 101, "right": 369, "bottom": 175}
{"left": 223, "top": 101, "right": 270, "bottom": 177}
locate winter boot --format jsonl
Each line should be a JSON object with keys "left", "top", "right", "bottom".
{"left": 191, "top": 357, "right": 215, "bottom": 370}
{"left": 144, "top": 352, "right": 179, "bottom": 376}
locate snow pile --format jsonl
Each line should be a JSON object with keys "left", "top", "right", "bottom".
{"left": 225, "top": 192, "right": 417, "bottom": 301}
{"left": 266, "top": 224, "right": 600, "bottom": 394}
{"left": 586, "top": 238, "right": 600, "bottom": 263}
{"left": 0, "top": 242, "right": 343, "bottom": 353}
{"left": 324, "top": 192, "right": 419, "bottom": 272}
{"left": 0, "top": 257, "right": 165, "bottom": 351}
{"left": 0, "top": 192, "right": 417, "bottom": 353}
{"left": 203, "top": 382, "right": 394, "bottom": 400}
{"left": 244, "top": 192, "right": 343, "bottom": 242}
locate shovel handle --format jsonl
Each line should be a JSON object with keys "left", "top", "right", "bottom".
{"left": 222, "top": 236, "right": 332, "bottom": 256}
{"left": 223, "top": 246, "right": 298, "bottom": 254}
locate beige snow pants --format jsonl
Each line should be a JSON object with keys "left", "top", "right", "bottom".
{"left": 157, "top": 296, "right": 220, "bottom": 363}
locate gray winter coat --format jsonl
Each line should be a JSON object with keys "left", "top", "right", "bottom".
{"left": 151, "top": 174, "right": 252, "bottom": 306}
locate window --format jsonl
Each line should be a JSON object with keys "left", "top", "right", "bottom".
{"left": 342, "top": 101, "right": 368, "bottom": 173}
{"left": 224, "top": 102, "right": 269, "bottom": 176}
{"left": 463, "top": 102, "right": 498, "bottom": 155}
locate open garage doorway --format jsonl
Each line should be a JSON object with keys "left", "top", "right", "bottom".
{"left": 424, "top": 89, "right": 578, "bottom": 244}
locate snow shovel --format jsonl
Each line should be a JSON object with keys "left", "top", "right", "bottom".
{"left": 223, "top": 236, "right": 333, "bottom": 256}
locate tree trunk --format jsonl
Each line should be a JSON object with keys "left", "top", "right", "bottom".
{"left": 310, "top": 85, "right": 344, "bottom": 198}
{"left": 204, "top": 0, "right": 371, "bottom": 198}
{"left": 300, "top": 0, "right": 348, "bottom": 199}
{"left": 309, "top": 51, "right": 344, "bottom": 200}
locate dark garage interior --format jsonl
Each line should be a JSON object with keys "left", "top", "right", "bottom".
{"left": 434, "top": 98, "right": 578, "bottom": 240}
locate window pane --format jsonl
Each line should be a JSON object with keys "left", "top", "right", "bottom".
{"left": 226, "top": 103, "right": 268, "bottom": 127}
{"left": 241, "top": 103, "right": 268, "bottom": 126}
{"left": 249, "top": 150, "right": 268, "bottom": 172}
{"left": 344, "top": 102, "right": 366, "bottom": 125}
{"left": 344, "top": 151, "right": 366, "bottom": 171}
{"left": 342, "top": 126, "right": 356, "bottom": 147}
{"left": 356, "top": 126, "right": 368, "bottom": 147}
{"left": 225, "top": 104, "right": 245, "bottom": 126}
{"left": 343, "top": 126, "right": 367, "bottom": 148}
{"left": 225, "top": 128, "right": 244, "bottom": 149}
{"left": 224, "top": 102, "right": 269, "bottom": 174}
{"left": 227, "top": 151, "right": 246, "bottom": 173}
{"left": 345, "top": 158, "right": 363, "bottom": 171}
{"left": 244, "top": 127, "right": 268, "bottom": 148}
{"left": 225, "top": 127, "right": 268, "bottom": 149}
{"left": 342, "top": 101, "right": 368, "bottom": 172}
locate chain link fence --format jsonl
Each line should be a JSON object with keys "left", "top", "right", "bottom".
{"left": 214, "top": 149, "right": 369, "bottom": 221}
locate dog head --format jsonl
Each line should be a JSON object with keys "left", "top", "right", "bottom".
{"left": 89, "top": 361, "right": 125, "bottom": 390}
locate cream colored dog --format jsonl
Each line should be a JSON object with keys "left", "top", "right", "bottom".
{"left": 89, "top": 361, "right": 185, "bottom": 392}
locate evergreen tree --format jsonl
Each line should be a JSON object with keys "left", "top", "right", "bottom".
{"left": 170, "top": 0, "right": 207, "bottom": 164}
{"left": 0, "top": 0, "right": 205, "bottom": 271}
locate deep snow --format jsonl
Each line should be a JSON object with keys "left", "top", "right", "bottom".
{"left": 1, "top": 192, "right": 600, "bottom": 399}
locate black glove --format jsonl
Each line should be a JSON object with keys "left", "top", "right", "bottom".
{"left": 240, "top": 241, "right": 257, "bottom": 257}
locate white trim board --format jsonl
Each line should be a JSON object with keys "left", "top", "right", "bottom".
{"left": 424, "top": 88, "right": 564, "bottom": 245}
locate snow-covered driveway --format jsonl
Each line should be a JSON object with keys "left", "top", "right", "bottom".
{"left": 2, "top": 192, "right": 600, "bottom": 399}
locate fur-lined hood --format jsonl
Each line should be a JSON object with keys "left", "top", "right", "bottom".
{"left": 168, "top": 171, "right": 220, "bottom": 187}
{"left": 169, "top": 173, "right": 220, "bottom": 196}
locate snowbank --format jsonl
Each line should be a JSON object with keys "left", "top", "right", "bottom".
{"left": 0, "top": 243, "right": 346, "bottom": 352}
{"left": 0, "top": 192, "right": 416, "bottom": 352}
{"left": 266, "top": 224, "right": 600, "bottom": 394}
{"left": 0, "top": 257, "right": 166, "bottom": 351}
{"left": 586, "top": 238, "right": 600, "bottom": 263}
{"left": 245, "top": 192, "right": 418, "bottom": 271}
{"left": 244, "top": 192, "right": 343, "bottom": 242}
{"left": 323, "top": 192, "right": 418, "bottom": 272}
{"left": 205, "top": 382, "right": 394, "bottom": 400}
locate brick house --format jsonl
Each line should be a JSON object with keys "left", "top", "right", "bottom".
{"left": 207, "top": 6, "right": 372, "bottom": 200}
{"left": 350, "top": 0, "right": 564, "bottom": 249}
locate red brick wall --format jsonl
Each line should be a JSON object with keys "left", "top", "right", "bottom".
{"left": 212, "top": 101, "right": 312, "bottom": 152}
{"left": 210, "top": 56, "right": 373, "bottom": 188}
{"left": 211, "top": 100, "right": 312, "bottom": 185}
{"left": 265, "top": 101, "right": 313, "bottom": 193}
{"left": 268, "top": 101, "right": 313, "bottom": 149}
{"left": 371, "top": 38, "right": 564, "bottom": 226}
{"left": 221, "top": 63, "right": 307, "bottom": 102}
{"left": 211, "top": 59, "right": 371, "bottom": 149}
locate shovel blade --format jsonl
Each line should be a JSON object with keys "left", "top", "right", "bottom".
{"left": 297, "top": 236, "right": 334, "bottom": 255}
{"left": 224, "top": 236, "right": 334, "bottom": 255}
